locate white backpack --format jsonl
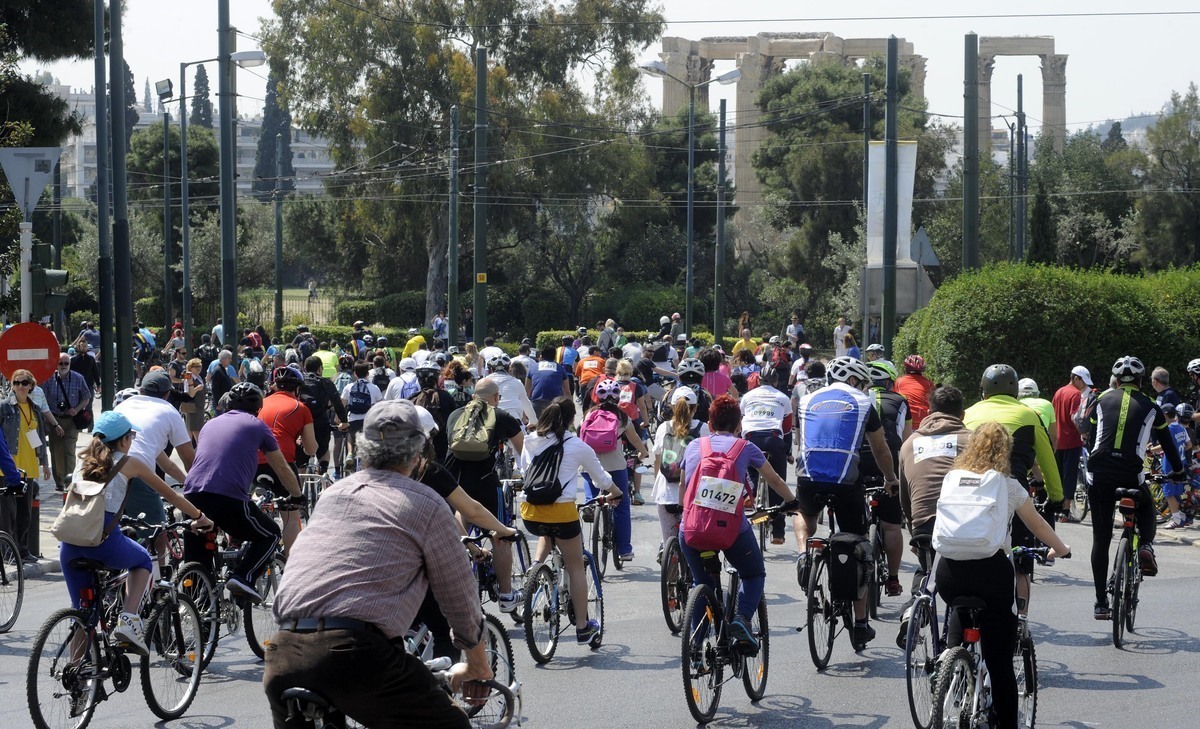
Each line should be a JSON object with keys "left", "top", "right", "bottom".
{"left": 932, "top": 469, "right": 1010, "bottom": 560}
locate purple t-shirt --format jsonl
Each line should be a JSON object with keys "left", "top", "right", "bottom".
{"left": 680, "top": 434, "right": 766, "bottom": 487}
{"left": 183, "top": 410, "right": 279, "bottom": 501}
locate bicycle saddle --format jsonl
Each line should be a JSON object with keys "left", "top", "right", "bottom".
{"left": 68, "top": 557, "right": 110, "bottom": 573}
{"left": 949, "top": 596, "right": 988, "bottom": 611}
{"left": 811, "top": 492, "right": 840, "bottom": 507}
{"left": 1115, "top": 488, "right": 1141, "bottom": 502}
{"left": 908, "top": 534, "right": 933, "bottom": 551}
{"left": 281, "top": 687, "right": 332, "bottom": 712}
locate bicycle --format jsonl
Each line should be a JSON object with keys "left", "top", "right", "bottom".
{"left": 463, "top": 530, "right": 531, "bottom": 625}
{"left": 173, "top": 497, "right": 295, "bottom": 665}
{"left": 864, "top": 482, "right": 889, "bottom": 620}
{"left": 660, "top": 516, "right": 691, "bottom": 634}
{"left": 279, "top": 655, "right": 517, "bottom": 729}
{"left": 583, "top": 491, "right": 622, "bottom": 577}
{"left": 0, "top": 526, "right": 24, "bottom": 633}
{"left": 522, "top": 498, "right": 606, "bottom": 664}
{"left": 1109, "top": 485, "right": 1147, "bottom": 649}
{"left": 27, "top": 516, "right": 204, "bottom": 728}
{"left": 902, "top": 534, "right": 944, "bottom": 729}
{"left": 802, "top": 491, "right": 874, "bottom": 670}
{"left": 680, "top": 505, "right": 785, "bottom": 724}
{"left": 299, "top": 459, "right": 333, "bottom": 509}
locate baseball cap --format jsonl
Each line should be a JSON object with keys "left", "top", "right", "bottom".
{"left": 1071, "top": 365, "right": 1094, "bottom": 387}
{"left": 139, "top": 371, "right": 173, "bottom": 396}
{"left": 92, "top": 411, "right": 140, "bottom": 445}
{"left": 399, "top": 357, "right": 417, "bottom": 372}
{"left": 413, "top": 404, "right": 438, "bottom": 437}
{"left": 362, "top": 400, "right": 424, "bottom": 445}
{"left": 670, "top": 386, "right": 698, "bottom": 405}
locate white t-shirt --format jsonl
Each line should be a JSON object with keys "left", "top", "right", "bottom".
{"left": 518, "top": 432, "right": 613, "bottom": 502}
{"left": 650, "top": 419, "right": 710, "bottom": 505}
{"left": 384, "top": 372, "right": 419, "bottom": 401}
{"left": 512, "top": 355, "right": 537, "bottom": 378}
{"left": 621, "top": 342, "right": 643, "bottom": 365}
{"left": 492, "top": 372, "right": 536, "bottom": 423}
{"left": 833, "top": 324, "right": 849, "bottom": 357}
{"left": 479, "top": 346, "right": 506, "bottom": 373}
{"left": 341, "top": 380, "right": 384, "bottom": 422}
{"left": 740, "top": 386, "right": 792, "bottom": 434}
{"left": 114, "top": 395, "right": 191, "bottom": 470}
{"left": 413, "top": 350, "right": 432, "bottom": 366}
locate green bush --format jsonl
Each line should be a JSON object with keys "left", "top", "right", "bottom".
{"left": 376, "top": 292, "right": 426, "bottom": 328}
{"left": 281, "top": 324, "right": 408, "bottom": 348}
{"left": 894, "top": 263, "right": 1198, "bottom": 397}
{"left": 335, "top": 300, "right": 377, "bottom": 327}
{"left": 521, "top": 290, "right": 569, "bottom": 337}
{"left": 134, "top": 296, "right": 163, "bottom": 325}
{"left": 68, "top": 311, "right": 98, "bottom": 335}
{"left": 534, "top": 330, "right": 717, "bottom": 351}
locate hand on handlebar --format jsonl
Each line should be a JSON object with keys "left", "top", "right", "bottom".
{"left": 1048, "top": 545, "right": 1071, "bottom": 560}
{"left": 1167, "top": 469, "right": 1188, "bottom": 483}
{"left": 190, "top": 514, "right": 214, "bottom": 533}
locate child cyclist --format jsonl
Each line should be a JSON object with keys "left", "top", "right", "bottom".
{"left": 1154, "top": 403, "right": 1194, "bottom": 529}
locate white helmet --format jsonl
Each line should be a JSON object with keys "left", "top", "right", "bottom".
{"left": 1017, "top": 377, "right": 1039, "bottom": 398}
{"left": 660, "top": 315, "right": 670, "bottom": 326}
{"left": 487, "top": 352, "right": 511, "bottom": 370}
{"left": 114, "top": 387, "right": 140, "bottom": 405}
{"left": 413, "top": 404, "right": 438, "bottom": 437}
{"left": 399, "top": 357, "right": 417, "bottom": 372}
{"left": 1112, "top": 355, "right": 1145, "bottom": 384}
{"left": 827, "top": 356, "right": 872, "bottom": 386}
{"left": 677, "top": 358, "right": 705, "bottom": 378}
{"left": 1188, "top": 358, "right": 1200, "bottom": 376}
{"left": 407, "top": 327, "right": 419, "bottom": 335}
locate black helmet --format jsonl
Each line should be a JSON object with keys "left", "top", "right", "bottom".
{"left": 980, "top": 364, "right": 1019, "bottom": 399}
{"left": 227, "top": 382, "right": 265, "bottom": 414}
{"left": 416, "top": 363, "right": 441, "bottom": 390}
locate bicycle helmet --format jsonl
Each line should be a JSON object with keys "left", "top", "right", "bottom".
{"left": 1017, "top": 378, "right": 1039, "bottom": 398}
{"left": 868, "top": 360, "right": 899, "bottom": 385}
{"left": 660, "top": 316, "right": 670, "bottom": 326}
{"left": 339, "top": 354, "right": 355, "bottom": 369}
{"left": 980, "top": 364, "right": 1019, "bottom": 399}
{"left": 593, "top": 378, "right": 621, "bottom": 402}
{"left": 272, "top": 365, "right": 304, "bottom": 385}
{"left": 362, "top": 334, "right": 374, "bottom": 346}
{"left": 407, "top": 328, "right": 418, "bottom": 335}
{"left": 1188, "top": 358, "right": 1200, "bottom": 377}
{"left": 377, "top": 336, "right": 388, "bottom": 345}
{"left": 677, "top": 358, "right": 705, "bottom": 380}
{"left": 1178, "top": 403, "right": 1195, "bottom": 422}
{"left": 416, "top": 363, "right": 441, "bottom": 389}
{"left": 486, "top": 352, "right": 511, "bottom": 370}
{"left": 769, "top": 335, "right": 781, "bottom": 345}
{"left": 114, "top": 387, "right": 140, "bottom": 405}
{"left": 903, "top": 354, "right": 926, "bottom": 374}
{"left": 1162, "top": 402, "right": 1177, "bottom": 418}
{"left": 226, "top": 382, "right": 265, "bottom": 414}
{"left": 826, "top": 356, "right": 872, "bottom": 386}
{"left": 1112, "top": 355, "right": 1145, "bottom": 384}
{"left": 865, "top": 343, "right": 885, "bottom": 354}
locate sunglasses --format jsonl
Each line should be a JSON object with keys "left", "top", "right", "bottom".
{"left": 12, "top": 380, "right": 33, "bottom": 387}
{"left": 58, "top": 362, "right": 70, "bottom": 367}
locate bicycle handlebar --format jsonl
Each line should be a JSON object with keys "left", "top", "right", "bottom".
{"left": 119, "top": 515, "right": 194, "bottom": 538}
{"left": 1012, "top": 545, "right": 1070, "bottom": 563}
{"left": 747, "top": 502, "right": 800, "bottom": 524}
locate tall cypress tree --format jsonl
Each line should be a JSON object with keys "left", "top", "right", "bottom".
{"left": 123, "top": 61, "right": 139, "bottom": 148}
{"left": 1026, "top": 180, "right": 1057, "bottom": 264}
{"left": 189, "top": 65, "right": 214, "bottom": 128}
{"left": 252, "top": 68, "right": 295, "bottom": 201}
{"left": 142, "top": 78, "right": 152, "bottom": 113}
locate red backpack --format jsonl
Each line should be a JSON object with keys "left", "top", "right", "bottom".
{"left": 580, "top": 408, "right": 621, "bottom": 453}
{"left": 681, "top": 437, "right": 750, "bottom": 550}
{"left": 617, "top": 381, "right": 640, "bottom": 420}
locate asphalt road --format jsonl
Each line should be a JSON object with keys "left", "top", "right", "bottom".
{"left": 2, "top": 498, "right": 1198, "bottom": 728}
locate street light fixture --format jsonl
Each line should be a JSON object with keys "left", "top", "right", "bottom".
{"left": 638, "top": 61, "right": 740, "bottom": 339}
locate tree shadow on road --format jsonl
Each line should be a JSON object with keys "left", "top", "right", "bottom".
{"left": 1036, "top": 657, "right": 1164, "bottom": 691}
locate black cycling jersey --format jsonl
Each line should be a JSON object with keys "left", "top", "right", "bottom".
{"left": 1087, "top": 385, "right": 1183, "bottom": 477}
{"left": 869, "top": 388, "right": 910, "bottom": 455}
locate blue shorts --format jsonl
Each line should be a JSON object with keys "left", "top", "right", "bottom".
{"left": 1161, "top": 479, "right": 1187, "bottom": 499}
{"left": 59, "top": 512, "right": 153, "bottom": 608}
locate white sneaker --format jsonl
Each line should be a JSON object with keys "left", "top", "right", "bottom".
{"left": 498, "top": 589, "right": 523, "bottom": 613}
{"left": 112, "top": 612, "right": 148, "bottom": 656}
{"left": 226, "top": 575, "right": 264, "bottom": 604}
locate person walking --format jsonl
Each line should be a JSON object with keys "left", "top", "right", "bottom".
{"left": 43, "top": 352, "right": 93, "bottom": 492}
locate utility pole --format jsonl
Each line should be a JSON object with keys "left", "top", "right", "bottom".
{"left": 93, "top": 0, "right": 114, "bottom": 408}
{"left": 1008, "top": 120, "right": 1016, "bottom": 259}
{"left": 448, "top": 106, "right": 459, "bottom": 347}
{"left": 274, "top": 133, "right": 284, "bottom": 341}
{"left": 110, "top": 0, "right": 133, "bottom": 387}
{"left": 713, "top": 98, "right": 727, "bottom": 340}
{"left": 882, "top": 37, "right": 899, "bottom": 355}
{"left": 162, "top": 111, "right": 173, "bottom": 330}
{"left": 53, "top": 161, "right": 64, "bottom": 340}
{"left": 179, "top": 63, "right": 192, "bottom": 352}
{"left": 472, "top": 48, "right": 488, "bottom": 343}
{"left": 963, "top": 33, "right": 980, "bottom": 271}
{"left": 218, "top": 0, "right": 238, "bottom": 345}
{"left": 863, "top": 72, "right": 871, "bottom": 204}
{"left": 1015, "top": 74, "right": 1026, "bottom": 260}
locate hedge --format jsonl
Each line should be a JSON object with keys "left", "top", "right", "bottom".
{"left": 533, "top": 330, "right": 719, "bottom": 351}
{"left": 335, "top": 300, "right": 377, "bottom": 327}
{"left": 893, "top": 263, "right": 1198, "bottom": 398}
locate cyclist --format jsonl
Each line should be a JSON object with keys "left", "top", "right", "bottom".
{"left": 863, "top": 360, "right": 911, "bottom": 598}
{"left": 257, "top": 366, "right": 317, "bottom": 553}
{"left": 793, "top": 356, "right": 899, "bottom": 646}
{"left": 518, "top": 397, "right": 622, "bottom": 644}
{"left": 652, "top": 388, "right": 709, "bottom": 548}
{"left": 739, "top": 362, "right": 793, "bottom": 545}
{"left": 61, "top": 412, "right": 213, "bottom": 656}
{"left": 934, "top": 421, "right": 1070, "bottom": 729}
{"left": 678, "top": 395, "right": 798, "bottom": 654}
{"left": 894, "top": 354, "right": 934, "bottom": 428}
{"left": 580, "top": 378, "right": 650, "bottom": 561}
{"left": 265, "top": 400, "right": 493, "bottom": 728}
{"left": 411, "top": 363, "right": 456, "bottom": 462}
{"left": 300, "top": 355, "right": 349, "bottom": 477}
{"left": 1087, "top": 356, "right": 1185, "bottom": 618}
{"left": 963, "top": 364, "right": 1063, "bottom": 617}
{"left": 341, "top": 362, "right": 384, "bottom": 468}
{"left": 183, "top": 382, "right": 303, "bottom": 603}
{"left": 530, "top": 345, "right": 571, "bottom": 417}
{"left": 486, "top": 352, "right": 536, "bottom": 424}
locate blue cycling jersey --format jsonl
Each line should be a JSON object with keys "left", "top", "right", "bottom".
{"left": 796, "top": 382, "right": 881, "bottom": 485}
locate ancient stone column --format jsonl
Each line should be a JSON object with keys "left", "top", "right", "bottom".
{"left": 686, "top": 55, "right": 715, "bottom": 112}
{"left": 1041, "top": 54, "right": 1068, "bottom": 152}
{"left": 659, "top": 51, "right": 692, "bottom": 116}
{"left": 733, "top": 51, "right": 781, "bottom": 231}
{"left": 978, "top": 54, "right": 996, "bottom": 156}
{"left": 900, "top": 55, "right": 927, "bottom": 101}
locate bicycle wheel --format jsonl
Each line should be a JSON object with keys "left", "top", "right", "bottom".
{"left": 609, "top": 509, "right": 623, "bottom": 571}
{"left": 173, "top": 563, "right": 219, "bottom": 669}
{"left": 141, "top": 595, "right": 203, "bottom": 720}
{"left": 1014, "top": 635, "right": 1037, "bottom": 729}
{"left": 522, "top": 563, "right": 559, "bottom": 664}
{"left": 930, "top": 646, "right": 975, "bottom": 729}
{"left": 1111, "top": 537, "right": 1127, "bottom": 649}
{"left": 583, "top": 551, "right": 605, "bottom": 649}
{"left": 27, "top": 608, "right": 100, "bottom": 729}
{"left": 1074, "top": 486, "right": 1090, "bottom": 521}
{"left": 1149, "top": 481, "right": 1171, "bottom": 524}
{"left": 905, "top": 596, "right": 938, "bottom": 729}
{"left": 244, "top": 556, "right": 286, "bottom": 659}
{"left": 741, "top": 598, "right": 769, "bottom": 701}
{"left": 590, "top": 509, "right": 608, "bottom": 579}
{"left": 0, "top": 530, "right": 24, "bottom": 632}
{"left": 1125, "top": 549, "right": 1141, "bottom": 634}
{"left": 509, "top": 532, "right": 532, "bottom": 624}
{"left": 660, "top": 536, "right": 687, "bottom": 634}
{"left": 807, "top": 552, "right": 835, "bottom": 671}
{"left": 482, "top": 612, "right": 516, "bottom": 689}
{"left": 681, "top": 584, "right": 723, "bottom": 724}
{"left": 867, "top": 523, "right": 883, "bottom": 619}
{"left": 456, "top": 678, "right": 516, "bottom": 729}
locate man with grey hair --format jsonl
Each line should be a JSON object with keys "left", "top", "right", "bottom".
{"left": 597, "top": 319, "right": 617, "bottom": 352}
{"left": 1151, "top": 366, "right": 1180, "bottom": 410}
{"left": 267, "top": 400, "right": 492, "bottom": 727}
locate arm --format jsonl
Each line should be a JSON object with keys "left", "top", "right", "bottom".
{"left": 865, "top": 428, "right": 898, "bottom": 485}
{"left": 1015, "top": 498, "right": 1070, "bottom": 558}
{"left": 578, "top": 444, "right": 618, "bottom": 495}
{"left": 755, "top": 460, "right": 796, "bottom": 502}
{"left": 300, "top": 423, "right": 317, "bottom": 458}
{"left": 327, "top": 381, "right": 348, "bottom": 422}
{"left": 1155, "top": 421, "right": 1186, "bottom": 474}
{"left": 508, "top": 430, "right": 524, "bottom": 456}
{"left": 265, "top": 449, "right": 302, "bottom": 497}
{"left": 122, "top": 459, "right": 213, "bottom": 530}
{"left": 898, "top": 444, "right": 912, "bottom": 526}
{"left": 0, "top": 426, "right": 20, "bottom": 487}
{"left": 1032, "top": 421, "right": 1063, "bottom": 502}
{"left": 447, "top": 487, "right": 517, "bottom": 538}
{"left": 175, "top": 440, "right": 196, "bottom": 469}
{"left": 623, "top": 420, "right": 649, "bottom": 459}
{"left": 560, "top": 378, "right": 570, "bottom": 398}
{"left": 156, "top": 451, "right": 188, "bottom": 484}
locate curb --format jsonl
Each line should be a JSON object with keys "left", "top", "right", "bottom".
{"left": 21, "top": 557, "right": 61, "bottom": 579}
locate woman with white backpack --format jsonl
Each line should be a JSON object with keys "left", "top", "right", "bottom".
{"left": 933, "top": 421, "right": 1070, "bottom": 729}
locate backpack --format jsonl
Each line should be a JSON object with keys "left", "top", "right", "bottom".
{"left": 346, "top": 380, "right": 373, "bottom": 415}
{"left": 746, "top": 371, "right": 761, "bottom": 390}
{"left": 660, "top": 424, "right": 702, "bottom": 483}
{"left": 372, "top": 367, "right": 391, "bottom": 392}
{"left": 932, "top": 469, "right": 1011, "bottom": 560}
{"left": 580, "top": 408, "right": 621, "bottom": 453}
{"left": 133, "top": 333, "right": 153, "bottom": 362}
{"left": 680, "top": 437, "right": 749, "bottom": 551}
{"left": 298, "top": 338, "right": 316, "bottom": 360}
{"left": 523, "top": 437, "right": 566, "bottom": 505}
{"left": 769, "top": 345, "right": 792, "bottom": 373}
{"left": 449, "top": 400, "right": 497, "bottom": 461}
{"left": 246, "top": 359, "right": 267, "bottom": 389}
{"left": 197, "top": 344, "right": 218, "bottom": 371}
{"left": 617, "top": 382, "right": 640, "bottom": 420}
{"left": 299, "top": 372, "right": 329, "bottom": 422}
{"left": 828, "top": 532, "right": 872, "bottom": 601}
{"left": 1074, "top": 388, "right": 1097, "bottom": 443}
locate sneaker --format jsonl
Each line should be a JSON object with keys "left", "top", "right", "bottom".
{"left": 728, "top": 614, "right": 760, "bottom": 655}
{"left": 619, "top": 552, "right": 635, "bottom": 562}
{"left": 1094, "top": 601, "right": 1112, "bottom": 620}
{"left": 1139, "top": 545, "right": 1158, "bottom": 576}
{"left": 498, "top": 589, "right": 523, "bottom": 613}
{"left": 1164, "top": 517, "right": 1185, "bottom": 530}
{"left": 1059, "top": 512, "right": 1080, "bottom": 524}
{"left": 771, "top": 536, "right": 785, "bottom": 545}
{"left": 112, "top": 612, "right": 149, "bottom": 656}
{"left": 656, "top": 546, "right": 663, "bottom": 565}
{"left": 226, "top": 575, "right": 264, "bottom": 604}
{"left": 885, "top": 576, "right": 904, "bottom": 597}
{"left": 795, "top": 554, "right": 811, "bottom": 592}
{"left": 575, "top": 619, "right": 600, "bottom": 644}
{"left": 896, "top": 606, "right": 912, "bottom": 649}
{"left": 631, "top": 493, "right": 645, "bottom": 505}
{"left": 851, "top": 622, "right": 876, "bottom": 649}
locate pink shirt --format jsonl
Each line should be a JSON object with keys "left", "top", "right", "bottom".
{"left": 703, "top": 371, "right": 734, "bottom": 399}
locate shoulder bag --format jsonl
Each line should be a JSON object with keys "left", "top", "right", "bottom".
{"left": 50, "top": 456, "right": 132, "bottom": 547}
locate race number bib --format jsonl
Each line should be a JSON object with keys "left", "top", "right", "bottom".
{"left": 913, "top": 434, "right": 960, "bottom": 463}
{"left": 619, "top": 389, "right": 634, "bottom": 405}
{"left": 692, "top": 476, "right": 743, "bottom": 514}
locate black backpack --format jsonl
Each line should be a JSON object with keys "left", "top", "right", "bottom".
{"left": 197, "top": 344, "right": 218, "bottom": 371}
{"left": 523, "top": 437, "right": 566, "bottom": 505}
{"left": 371, "top": 367, "right": 391, "bottom": 392}
{"left": 299, "top": 372, "right": 329, "bottom": 422}
{"left": 347, "top": 380, "right": 373, "bottom": 415}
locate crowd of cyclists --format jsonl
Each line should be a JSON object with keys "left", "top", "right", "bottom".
{"left": 15, "top": 310, "right": 1199, "bottom": 728}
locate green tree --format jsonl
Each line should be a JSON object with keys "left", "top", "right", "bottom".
{"left": 142, "top": 77, "right": 152, "bottom": 113}
{"left": 1101, "top": 121, "right": 1128, "bottom": 154}
{"left": 189, "top": 65, "right": 214, "bottom": 129}
{"left": 122, "top": 61, "right": 139, "bottom": 149}
{"left": 0, "top": 3, "right": 91, "bottom": 146}
{"left": 252, "top": 68, "right": 295, "bottom": 201}
{"left": 920, "top": 158, "right": 1011, "bottom": 282}
{"left": 1135, "top": 84, "right": 1200, "bottom": 268}
{"left": 1026, "top": 181, "right": 1055, "bottom": 264}
{"left": 126, "top": 121, "right": 220, "bottom": 217}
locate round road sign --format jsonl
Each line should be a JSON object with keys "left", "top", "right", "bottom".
{"left": 0, "top": 322, "right": 60, "bottom": 383}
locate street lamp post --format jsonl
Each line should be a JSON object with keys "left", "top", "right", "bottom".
{"left": 638, "top": 61, "right": 740, "bottom": 340}
{"left": 155, "top": 80, "right": 174, "bottom": 331}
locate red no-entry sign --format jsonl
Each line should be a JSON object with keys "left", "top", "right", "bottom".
{"left": 0, "top": 322, "right": 60, "bottom": 383}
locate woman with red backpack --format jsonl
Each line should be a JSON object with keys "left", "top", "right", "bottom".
{"left": 579, "top": 378, "right": 650, "bottom": 561}
{"left": 678, "top": 395, "right": 799, "bottom": 654}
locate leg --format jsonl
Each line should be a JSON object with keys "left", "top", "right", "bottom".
{"left": 557, "top": 535, "right": 592, "bottom": 625}
{"left": 722, "top": 525, "right": 766, "bottom": 620}
{"left": 1056, "top": 446, "right": 1081, "bottom": 503}
{"left": 14, "top": 480, "right": 34, "bottom": 557}
{"left": 657, "top": 504, "right": 681, "bottom": 544}
{"left": 1088, "top": 475, "right": 1117, "bottom": 604}
{"left": 413, "top": 587, "right": 459, "bottom": 661}
{"left": 610, "top": 468, "right": 632, "bottom": 556}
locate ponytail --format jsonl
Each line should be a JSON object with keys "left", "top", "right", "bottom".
{"left": 78, "top": 436, "right": 117, "bottom": 482}
{"left": 671, "top": 398, "right": 696, "bottom": 438}
{"left": 535, "top": 396, "right": 576, "bottom": 441}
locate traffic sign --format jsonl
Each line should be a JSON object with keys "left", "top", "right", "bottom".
{"left": 0, "top": 147, "right": 61, "bottom": 221}
{"left": 0, "top": 322, "right": 61, "bottom": 382}
{"left": 476, "top": 273, "right": 487, "bottom": 283}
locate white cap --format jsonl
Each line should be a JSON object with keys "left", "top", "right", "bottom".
{"left": 670, "top": 386, "right": 698, "bottom": 406}
{"left": 414, "top": 404, "right": 438, "bottom": 437}
{"left": 1017, "top": 377, "right": 1039, "bottom": 398}
{"left": 1071, "top": 365, "right": 1093, "bottom": 387}
{"left": 399, "top": 357, "right": 417, "bottom": 372}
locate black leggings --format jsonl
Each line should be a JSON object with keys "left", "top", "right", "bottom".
{"left": 746, "top": 430, "right": 787, "bottom": 538}
{"left": 936, "top": 552, "right": 1018, "bottom": 729}
{"left": 183, "top": 491, "right": 281, "bottom": 584}
{"left": 1088, "top": 470, "right": 1154, "bottom": 603}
